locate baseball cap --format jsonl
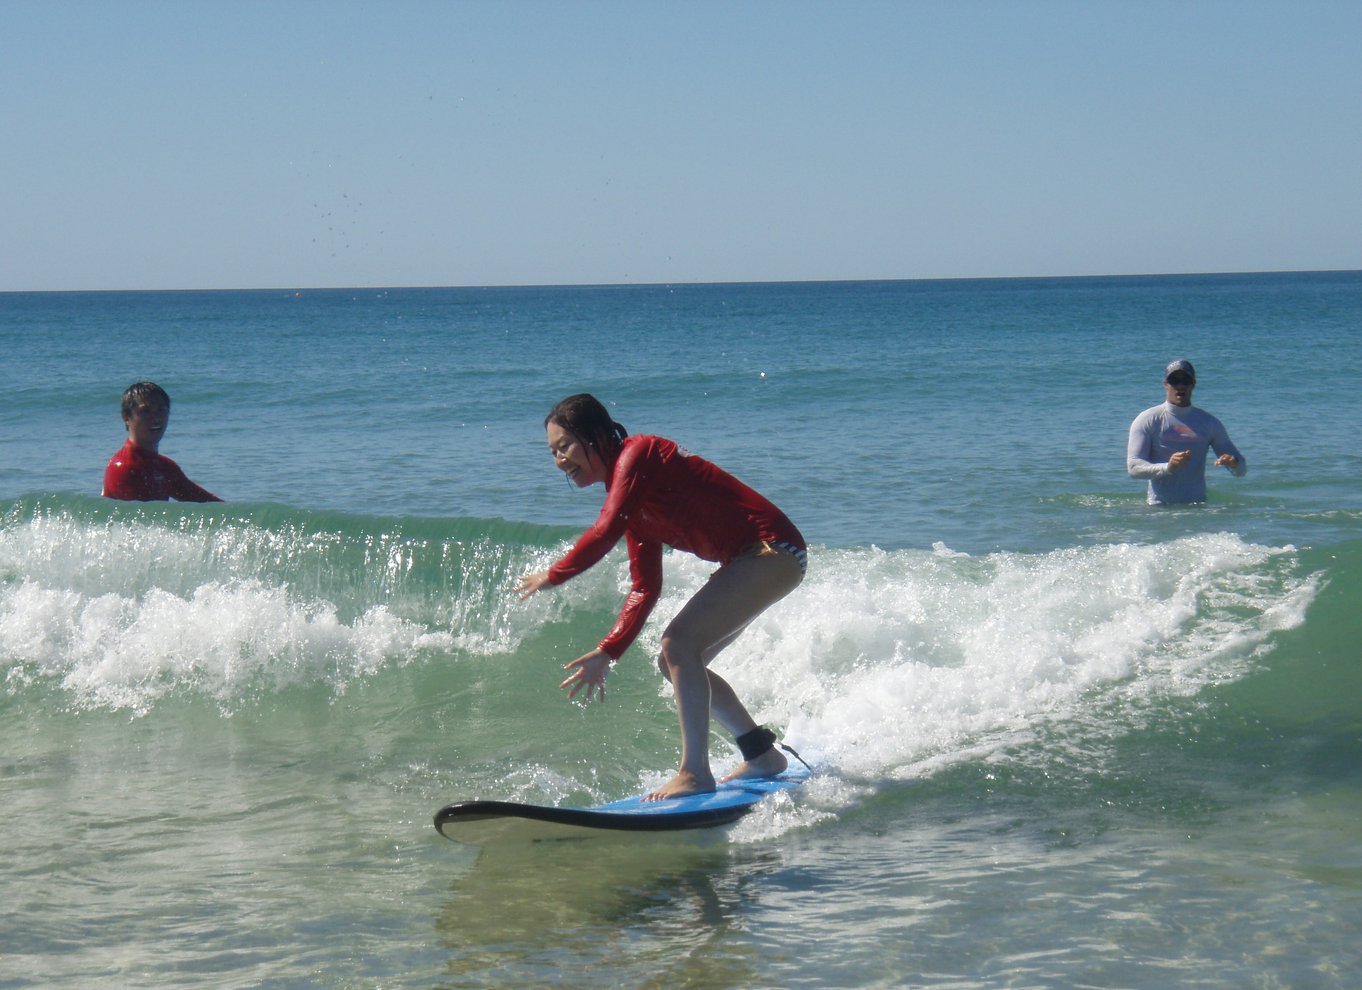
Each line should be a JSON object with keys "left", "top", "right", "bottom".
{"left": 1164, "top": 359, "right": 1196, "bottom": 382}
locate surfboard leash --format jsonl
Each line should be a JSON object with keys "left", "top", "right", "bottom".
{"left": 779, "top": 742, "right": 813, "bottom": 772}
{"left": 737, "top": 725, "right": 812, "bottom": 772}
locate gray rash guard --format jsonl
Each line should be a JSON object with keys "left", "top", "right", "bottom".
{"left": 1127, "top": 402, "right": 1246, "bottom": 505}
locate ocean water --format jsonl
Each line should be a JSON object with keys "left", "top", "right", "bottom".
{"left": 1, "top": 272, "right": 1360, "bottom": 989}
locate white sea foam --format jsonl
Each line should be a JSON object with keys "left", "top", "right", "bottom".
{"left": 0, "top": 511, "right": 1318, "bottom": 757}
{"left": 1, "top": 576, "right": 453, "bottom": 713}
{"left": 0, "top": 515, "right": 453, "bottom": 713}
{"left": 633, "top": 533, "right": 1317, "bottom": 792}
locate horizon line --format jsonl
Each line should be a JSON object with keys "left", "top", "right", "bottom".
{"left": 3, "top": 268, "right": 1359, "bottom": 296}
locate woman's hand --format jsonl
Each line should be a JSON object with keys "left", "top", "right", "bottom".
{"left": 560, "top": 649, "right": 612, "bottom": 703}
{"left": 516, "top": 571, "right": 552, "bottom": 601}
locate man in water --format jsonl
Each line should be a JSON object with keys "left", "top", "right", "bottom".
{"left": 1127, "top": 359, "right": 1246, "bottom": 505}
{"left": 102, "top": 381, "right": 222, "bottom": 502}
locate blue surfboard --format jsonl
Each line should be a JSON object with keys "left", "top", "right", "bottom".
{"left": 434, "top": 767, "right": 809, "bottom": 840}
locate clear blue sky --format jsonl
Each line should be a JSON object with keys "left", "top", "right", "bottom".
{"left": 3, "top": 0, "right": 1359, "bottom": 291}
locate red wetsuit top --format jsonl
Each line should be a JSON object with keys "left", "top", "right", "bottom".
{"left": 102, "top": 440, "right": 222, "bottom": 502}
{"left": 547, "top": 434, "right": 804, "bottom": 659}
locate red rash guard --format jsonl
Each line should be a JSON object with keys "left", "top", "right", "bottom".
{"left": 102, "top": 440, "right": 222, "bottom": 503}
{"left": 547, "top": 435, "right": 804, "bottom": 659}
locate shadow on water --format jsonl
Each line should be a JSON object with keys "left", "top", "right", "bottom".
{"left": 432, "top": 833, "right": 789, "bottom": 989}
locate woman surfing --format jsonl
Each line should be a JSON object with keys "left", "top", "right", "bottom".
{"left": 516, "top": 394, "right": 807, "bottom": 801}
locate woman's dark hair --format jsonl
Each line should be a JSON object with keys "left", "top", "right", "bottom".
{"left": 545, "top": 393, "right": 628, "bottom": 466}
{"left": 120, "top": 381, "right": 171, "bottom": 420}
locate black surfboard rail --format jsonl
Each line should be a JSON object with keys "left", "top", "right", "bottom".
{"left": 434, "top": 798, "right": 751, "bottom": 837}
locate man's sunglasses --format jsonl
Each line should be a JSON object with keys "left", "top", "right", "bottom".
{"left": 1166, "top": 374, "right": 1194, "bottom": 387}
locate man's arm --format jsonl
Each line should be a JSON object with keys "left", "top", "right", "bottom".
{"left": 1126, "top": 411, "right": 1168, "bottom": 479}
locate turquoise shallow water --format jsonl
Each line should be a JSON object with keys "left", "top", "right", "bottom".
{"left": 2, "top": 273, "right": 1360, "bottom": 988}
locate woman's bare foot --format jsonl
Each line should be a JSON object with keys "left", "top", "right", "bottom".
{"left": 643, "top": 769, "right": 716, "bottom": 802}
{"left": 719, "top": 746, "right": 787, "bottom": 783}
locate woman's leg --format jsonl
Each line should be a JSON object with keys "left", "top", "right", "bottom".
{"left": 646, "top": 549, "right": 803, "bottom": 800}
{"left": 659, "top": 629, "right": 784, "bottom": 778}
{"left": 659, "top": 627, "right": 748, "bottom": 734}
